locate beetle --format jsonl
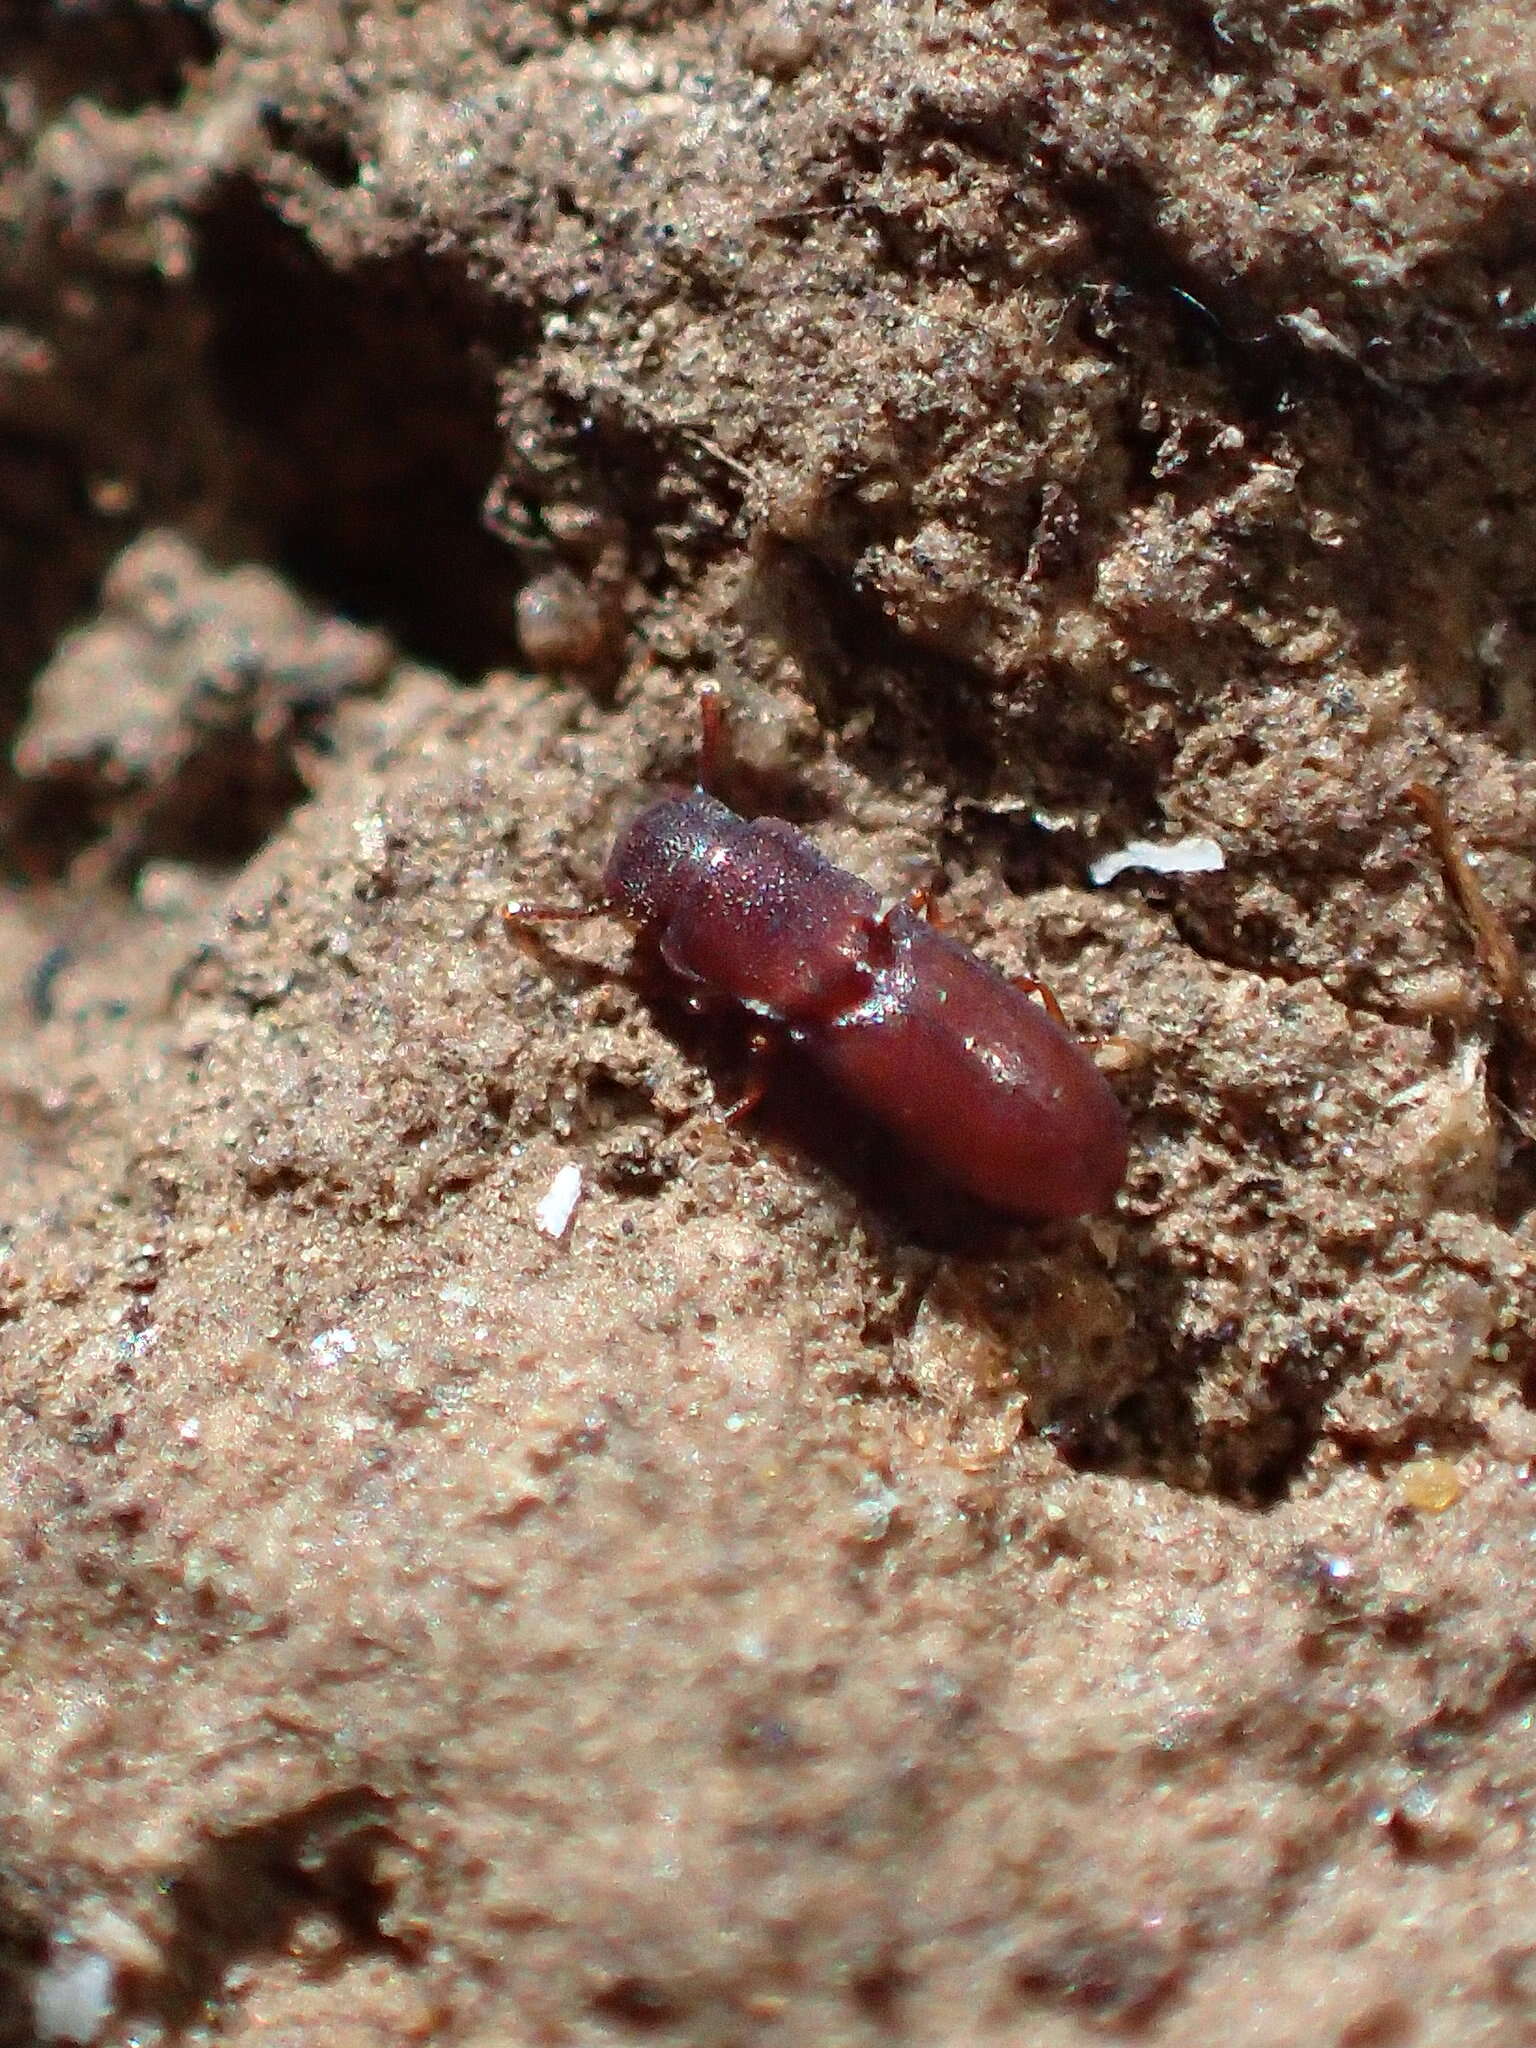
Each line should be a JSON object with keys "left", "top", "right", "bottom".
{"left": 505, "top": 687, "right": 1128, "bottom": 1220}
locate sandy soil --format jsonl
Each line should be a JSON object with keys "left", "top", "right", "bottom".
{"left": 4, "top": 2, "right": 1536, "bottom": 2042}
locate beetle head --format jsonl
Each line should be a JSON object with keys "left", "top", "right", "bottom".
{"left": 603, "top": 789, "right": 736, "bottom": 927}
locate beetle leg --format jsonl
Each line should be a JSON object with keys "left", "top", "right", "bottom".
{"left": 1008, "top": 975, "right": 1139, "bottom": 1066}
{"left": 501, "top": 900, "right": 626, "bottom": 986}
{"left": 1010, "top": 972, "right": 1069, "bottom": 1031}
{"left": 501, "top": 901, "right": 598, "bottom": 929}
{"left": 875, "top": 884, "right": 943, "bottom": 925}
{"left": 863, "top": 884, "right": 943, "bottom": 966}
{"left": 722, "top": 1026, "right": 779, "bottom": 1126}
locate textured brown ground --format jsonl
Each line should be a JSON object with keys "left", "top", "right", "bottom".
{"left": 4, "top": 2, "right": 1536, "bottom": 2043}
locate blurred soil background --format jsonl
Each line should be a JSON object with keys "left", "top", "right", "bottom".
{"left": 3, "top": 0, "right": 1536, "bottom": 2042}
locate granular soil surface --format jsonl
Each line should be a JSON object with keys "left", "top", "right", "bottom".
{"left": 4, "top": 3, "right": 1536, "bottom": 2042}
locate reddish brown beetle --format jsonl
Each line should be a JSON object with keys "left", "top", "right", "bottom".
{"left": 506, "top": 689, "right": 1128, "bottom": 1220}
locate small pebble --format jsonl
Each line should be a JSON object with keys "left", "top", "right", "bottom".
{"left": 535, "top": 1162, "right": 584, "bottom": 1241}
{"left": 1398, "top": 1456, "right": 1464, "bottom": 1514}
{"left": 1090, "top": 836, "right": 1226, "bottom": 886}
{"left": 515, "top": 569, "right": 609, "bottom": 671}
{"left": 32, "top": 1946, "right": 115, "bottom": 2045}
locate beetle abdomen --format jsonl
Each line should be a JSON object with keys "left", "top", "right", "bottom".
{"left": 808, "top": 913, "right": 1128, "bottom": 1219}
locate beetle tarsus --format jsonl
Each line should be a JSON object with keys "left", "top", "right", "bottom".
{"left": 722, "top": 1027, "right": 778, "bottom": 1126}
{"left": 1010, "top": 972, "right": 1069, "bottom": 1032}
{"left": 503, "top": 900, "right": 597, "bottom": 925}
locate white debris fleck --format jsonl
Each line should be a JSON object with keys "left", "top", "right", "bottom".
{"left": 353, "top": 812, "right": 389, "bottom": 867}
{"left": 1279, "top": 306, "right": 1358, "bottom": 360}
{"left": 535, "top": 1162, "right": 584, "bottom": 1241}
{"left": 850, "top": 1480, "right": 903, "bottom": 1543}
{"left": 309, "top": 1326, "right": 358, "bottom": 1368}
{"left": 1089, "top": 835, "right": 1226, "bottom": 886}
{"left": 32, "top": 1945, "right": 116, "bottom": 2045}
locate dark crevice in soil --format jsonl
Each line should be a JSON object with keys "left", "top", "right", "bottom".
{"left": 0, "top": 0, "right": 217, "bottom": 116}
{"left": 1044, "top": 1354, "right": 1337, "bottom": 1508}
{"left": 753, "top": 536, "right": 1000, "bottom": 786}
{"left": 147, "top": 1788, "right": 411, "bottom": 2034}
{"left": 1033, "top": 1215, "right": 1360, "bottom": 1505}
{"left": 849, "top": 1951, "right": 912, "bottom": 2026}
{"left": 7, "top": 742, "right": 312, "bottom": 888}
{"left": 590, "top": 1974, "right": 685, "bottom": 2031}
{"left": 1, "top": 167, "right": 530, "bottom": 875}
{"left": 0, "top": 433, "right": 117, "bottom": 755}
{"left": 259, "top": 111, "right": 364, "bottom": 194}
{"left": 1491, "top": 1094, "right": 1536, "bottom": 1229}
{"left": 1054, "top": 165, "right": 1309, "bottom": 423}
{"left": 2, "top": 159, "right": 531, "bottom": 886}
{"left": 193, "top": 180, "right": 529, "bottom": 677}
{"left": 4, "top": 174, "right": 538, "bottom": 880}
{"left": 891, "top": 97, "right": 1314, "bottom": 421}
{"left": 0, "top": 1883, "right": 46, "bottom": 2048}
{"left": 1125, "top": 0, "right": 1274, "bottom": 79}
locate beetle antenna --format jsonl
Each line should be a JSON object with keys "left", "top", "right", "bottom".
{"left": 698, "top": 681, "right": 729, "bottom": 793}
